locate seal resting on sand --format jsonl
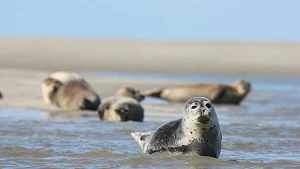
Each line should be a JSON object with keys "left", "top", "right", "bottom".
{"left": 42, "top": 71, "right": 90, "bottom": 104}
{"left": 141, "top": 79, "right": 251, "bottom": 105}
{"left": 114, "top": 87, "right": 145, "bottom": 102}
{"left": 98, "top": 96, "right": 144, "bottom": 122}
{"left": 131, "top": 97, "right": 222, "bottom": 158}
{"left": 41, "top": 78, "right": 101, "bottom": 111}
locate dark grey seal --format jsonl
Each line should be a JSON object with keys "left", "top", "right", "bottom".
{"left": 131, "top": 97, "right": 222, "bottom": 158}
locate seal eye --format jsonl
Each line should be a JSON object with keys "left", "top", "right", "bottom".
{"left": 130, "top": 90, "right": 136, "bottom": 95}
{"left": 105, "top": 103, "right": 111, "bottom": 110}
{"left": 205, "top": 103, "right": 211, "bottom": 108}
{"left": 191, "top": 105, "right": 197, "bottom": 109}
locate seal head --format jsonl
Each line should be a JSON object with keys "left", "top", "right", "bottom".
{"left": 184, "top": 97, "right": 213, "bottom": 124}
{"left": 115, "top": 87, "right": 145, "bottom": 102}
{"left": 41, "top": 77, "right": 64, "bottom": 104}
{"left": 98, "top": 96, "right": 144, "bottom": 122}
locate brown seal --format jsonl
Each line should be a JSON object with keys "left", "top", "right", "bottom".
{"left": 42, "top": 78, "right": 101, "bottom": 111}
{"left": 141, "top": 79, "right": 251, "bottom": 105}
{"left": 42, "top": 71, "right": 90, "bottom": 104}
{"left": 98, "top": 96, "right": 144, "bottom": 122}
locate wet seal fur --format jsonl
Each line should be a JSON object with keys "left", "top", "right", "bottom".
{"left": 131, "top": 97, "right": 222, "bottom": 158}
{"left": 141, "top": 79, "right": 251, "bottom": 105}
{"left": 98, "top": 96, "right": 144, "bottom": 122}
{"left": 41, "top": 78, "right": 101, "bottom": 111}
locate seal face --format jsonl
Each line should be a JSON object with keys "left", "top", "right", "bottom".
{"left": 131, "top": 97, "right": 222, "bottom": 158}
{"left": 98, "top": 96, "right": 144, "bottom": 122}
{"left": 41, "top": 78, "right": 64, "bottom": 104}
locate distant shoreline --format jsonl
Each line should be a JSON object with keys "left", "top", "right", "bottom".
{"left": 0, "top": 37, "right": 300, "bottom": 77}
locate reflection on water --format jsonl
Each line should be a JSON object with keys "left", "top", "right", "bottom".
{"left": 1, "top": 73, "right": 300, "bottom": 168}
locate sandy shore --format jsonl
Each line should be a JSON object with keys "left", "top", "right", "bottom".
{"left": 0, "top": 37, "right": 299, "bottom": 117}
{"left": 0, "top": 37, "right": 300, "bottom": 76}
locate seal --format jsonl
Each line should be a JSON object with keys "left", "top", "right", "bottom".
{"left": 141, "top": 79, "right": 251, "bottom": 105}
{"left": 49, "top": 71, "right": 85, "bottom": 84}
{"left": 42, "top": 71, "right": 90, "bottom": 104}
{"left": 98, "top": 96, "right": 144, "bottom": 122}
{"left": 131, "top": 97, "right": 222, "bottom": 158}
{"left": 0, "top": 91, "right": 2, "bottom": 99}
{"left": 42, "top": 77, "right": 101, "bottom": 111}
{"left": 114, "top": 87, "right": 145, "bottom": 102}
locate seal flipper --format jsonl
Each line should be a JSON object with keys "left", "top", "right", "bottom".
{"left": 131, "top": 132, "right": 153, "bottom": 153}
{"left": 208, "top": 86, "right": 226, "bottom": 102}
{"left": 82, "top": 97, "right": 101, "bottom": 111}
{"left": 141, "top": 87, "right": 165, "bottom": 98}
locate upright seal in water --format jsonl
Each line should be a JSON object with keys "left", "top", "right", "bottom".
{"left": 141, "top": 79, "right": 251, "bottom": 105}
{"left": 42, "top": 78, "right": 101, "bottom": 111}
{"left": 98, "top": 96, "right": 144, "bottom": 122}
{"left": 131, "top": 97, "right": 222, "bottom": 158}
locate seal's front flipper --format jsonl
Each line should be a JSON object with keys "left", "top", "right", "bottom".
{"left": 140, "top": 87, "right": 164, "bottom": 98}
{"left": 209, "top": 86, "right": 226, "bottom": 102}
{"left": 131, "top": 132, "right": 153, "bottom": 153}
{"left": 82, "top": 97, "right": 101, "bottom": 111}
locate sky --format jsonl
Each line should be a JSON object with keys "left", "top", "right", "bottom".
{"left": 0, "top": 0, "right": 299, "bottom": 42}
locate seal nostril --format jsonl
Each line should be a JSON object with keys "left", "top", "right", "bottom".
{"left": 191, "top": 106, "right": 197, "bottom": 109}
{"left": 205, "top": 103, "right": 211, "bottom": 108}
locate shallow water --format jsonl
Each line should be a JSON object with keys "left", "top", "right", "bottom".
{"left": 1, "top": 73, "right": 300, "bottom": 168}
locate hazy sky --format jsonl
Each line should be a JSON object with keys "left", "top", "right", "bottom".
{"left": 1, "top": 0, "right": 299, "bottom": 41}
